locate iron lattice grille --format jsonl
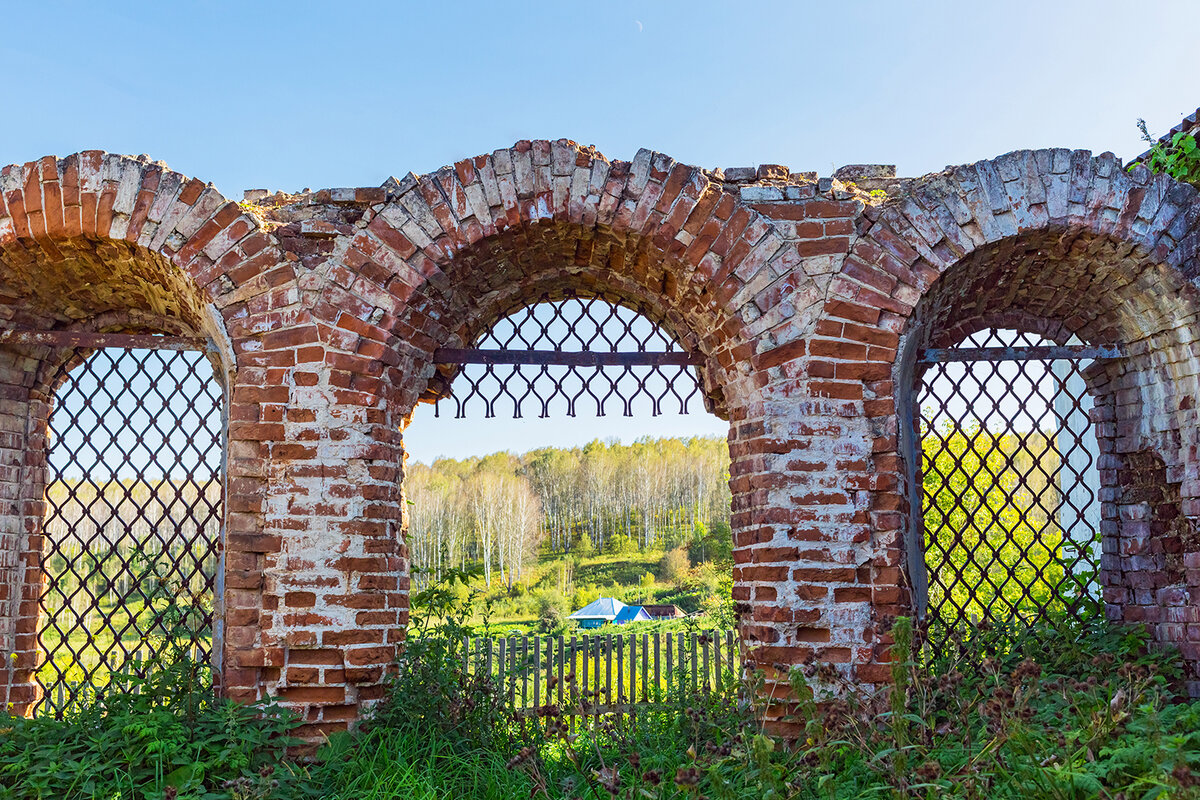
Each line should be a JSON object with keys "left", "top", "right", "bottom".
{"left": 433, "top": 294, "right": 702, "bottom": 419}
{"left": 915, "top": 328, "right": 1112, "bottom": 632}
{"left": 36, "top": 346, "right": 224, "bottom": 716}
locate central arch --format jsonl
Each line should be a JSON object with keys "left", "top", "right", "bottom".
{"left": 305, "top": 139, "right": 823, "bottom": 710}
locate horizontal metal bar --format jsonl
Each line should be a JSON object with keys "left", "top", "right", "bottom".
{"left": 433, "top": 347, "right": 702, "bottom": 367}
{"left": 0, "top": 330, "right": 207, "bottom": 351}
{"left": 919, "top": 345, "right": 1123, "bottom": 363}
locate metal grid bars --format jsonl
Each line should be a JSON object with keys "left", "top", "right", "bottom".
{"left": 433, "top": 294, "right": 703, "bottom": 419}
{"left": 36, "top": 345, "right": 224, "bottom": 715}
{"left": 915, "top": 328, "right": 1109, "bottom": 632}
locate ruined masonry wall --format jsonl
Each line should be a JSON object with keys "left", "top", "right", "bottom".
{"left": 0, "top": 142, "right": 1198, "bottom": 736}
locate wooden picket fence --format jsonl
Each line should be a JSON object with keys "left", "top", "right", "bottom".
{"left": 462, "top": 630, "right": 739, "bottom": 718}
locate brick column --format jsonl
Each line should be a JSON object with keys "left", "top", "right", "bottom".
{"left": 0, "top": 349, "right": 45, "bottom": 714}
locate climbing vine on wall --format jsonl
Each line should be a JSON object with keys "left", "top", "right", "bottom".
{"left": 1134, "top": 118, "right": 1200, "bottom": 186}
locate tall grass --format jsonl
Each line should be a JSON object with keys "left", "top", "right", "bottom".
{"left": 284, "top": 729, "right": 534, "bottom": 800}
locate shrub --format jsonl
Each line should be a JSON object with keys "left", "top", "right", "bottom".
{"left": 0, "top": 556, "right": 300, "bottom": 800}
{"left": 340, "top": 596, "right": 1200, "bottom": 800}
{"left": 659, "top": 546, "right": 691, "bottom": 585}
{"left": 0, "top": 654, "right": 297, "bottom": 799}
{"left": 367, "top": 567, "right": 506, "bottom": 754}
{"left": 570, "top": 531, "right": 594, "bottom": 557}
{"left": 571, "top": 584, "right": 600, "bottom": 612}
{"left": 775, "top": 614, "right": 1200, "bottom": 797}
{"left": 14, "top": 563, "right": 1200, "bottom": 799}
{"left": 605, "top": 533, "right": 638, "bottom": 556}
{"left": 687, "top": 519, "right": 733, "bottom": 565}
{"left": 1135, "top": 118, "right": 1200, "bottom": 185}
{"left": 536, "top": 588, "right": 569, "bottom": 633}
{"left": 638, "top": 571, "right": 656, "bottom": 603}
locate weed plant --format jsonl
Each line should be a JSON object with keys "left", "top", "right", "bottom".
{"left": 286, "top": 572, "right": 1200, "bottom": 799}
{"left": 0, "top": 572, "right": 297, "bottom": 800}
{"left": 6, "top": 565, "right": 1200, "bottom": 798}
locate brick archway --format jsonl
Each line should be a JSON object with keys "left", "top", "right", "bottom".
{"left": 806, "top": 149, "right": 1200, "bottom": 698}
{"left": 297, "top": 139, "right": 827, "bottom": 729}
{"left": 0, "top": 152, "right": 299, "bottom": 715}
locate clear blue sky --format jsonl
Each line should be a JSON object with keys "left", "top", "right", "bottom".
{"left": 5, "top": 0, "right": 1194, "bottom": 463}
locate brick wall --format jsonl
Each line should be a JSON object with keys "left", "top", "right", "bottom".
{"left": 1, "top": 142, "right": 1198, "bottom": 734}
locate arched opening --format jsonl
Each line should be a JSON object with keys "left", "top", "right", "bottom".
{"left": 898, "top": 226, "right": 1200, "bottom": 675}
{"left": 0, "top": 156, "right": 247, "bottom": 714}
{"left": 401, "top": 288, "right": 737, "bottom": 703}
{"left": 911, "top": 325, "right": 1107, "bottom": 631}
{"left": 305, "top": 140, "right": 811, "bottom": 724}
{"left": 32, "top": 336, "right": 225, "bottom": 714}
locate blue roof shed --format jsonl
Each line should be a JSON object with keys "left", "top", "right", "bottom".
{"left": 613, "top": 605, "right": 651, "bottom": 624}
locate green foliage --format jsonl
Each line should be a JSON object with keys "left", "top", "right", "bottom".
{"left": 606, "top": 533, "right": 639, "bottom": 556}
{"left": 277, "top": 727, "right": 532, "bottom": 800}
{"left": 1134, "top": 118, "right": 1200, "bottom": 186}
{"left": 687, "top": 519, "right": 733, "bottom": 565}
{"left": 571, "top": 584, "right": 601, "bottom": 614}
{"left": 290, "top": 594, "right": 1200, "bottom": 799}
{"left": 0, "top": 668, "right": 296, "bottom": 800}
{"left": 0, "top": 576, "right": 297, "bottom": 800}
{"left": 638, "top": 570, "right": 657, "bottom": 601}
{"left": 14, "top": 569, "right": 1200, "bottom": 799}
{"left": 697, "top": 569, "right": 736, "bottom": 630}
{"left": 778, "top": 614, "right": 1200, "bottom": 798}
{"left": 535, "top": 588, "right": 569, "bottom": 634}
{"left": 367, "top": 566, "right": 506, "bottom": 753}
{"left": 570, "top": 529, "right": 595, "bottom": 557}
{"left": 407, "top": 435, "right": 732, "bottom": 573}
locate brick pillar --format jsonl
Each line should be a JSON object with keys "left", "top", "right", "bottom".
{"left": 1093, "top": 351, "right": 1200, "bottom": 695}
{"left": 729, "top": 347, "right": 899, "bottom": 729}
{"left": 228, "top": 336, "right": 409, "bottom": 738}
{"left": 0, "top": 349, "right": 51, "bottom": 714}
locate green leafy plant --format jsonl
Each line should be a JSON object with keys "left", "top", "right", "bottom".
{"left": 0, "top": 565, "right": 299, "bottom": 800}
{"left": 16, "top": 559, "right": 1200, "bottom": 799}
{"left": 1133, "top": 118, "right": 1200, "bottom": 186}
{"left": 362, "top": 566, "right": 508, "bottom": 754}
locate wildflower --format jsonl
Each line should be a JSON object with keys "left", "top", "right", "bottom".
{"left": 642, "top": 769, "right": 662, "bottom": 786}
{"left": 915, "top": 760, "right": 942, "bottom": 781}
{"left": 594, "top": 766, "right": 620, "bottom": 794}
{"left": 506, "top": 746, "right": 533, "bottom": 768}
{"left": 1173, "top": 763, "right": 1198, "bottom": 788}
{"left": 1012, "top": 658, "right": 1042, "bottom": 683}
{"left": 674, "top": 766, "right": 702, "bottom": 788}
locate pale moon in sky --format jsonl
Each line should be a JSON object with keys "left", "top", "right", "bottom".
{"left": 635, "top": 20, "right": 643, "bottom": 32}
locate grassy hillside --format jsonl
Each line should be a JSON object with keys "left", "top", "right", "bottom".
{"left": 459, "top": 547, "right": 733, "bottom": 635}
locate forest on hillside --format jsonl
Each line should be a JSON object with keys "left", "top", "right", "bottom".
{"left": 404, "top": 436, "right": 732, "bottom": 589}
